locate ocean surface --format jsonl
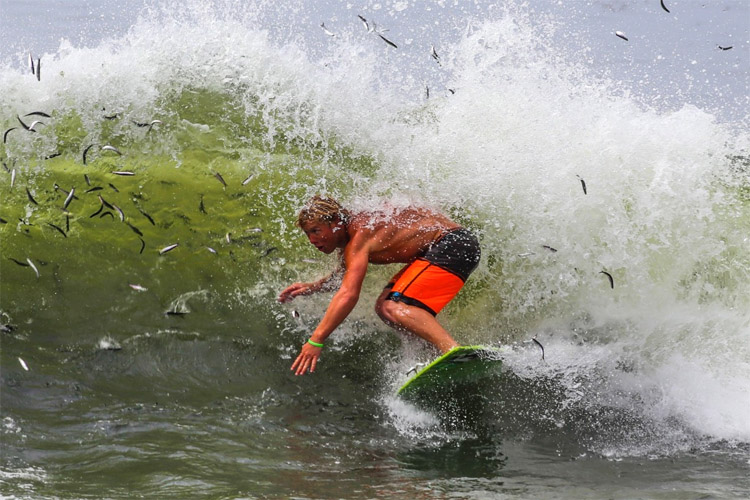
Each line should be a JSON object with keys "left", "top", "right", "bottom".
{"left": 1, "top": 0, "right": 749, "bottom": 498}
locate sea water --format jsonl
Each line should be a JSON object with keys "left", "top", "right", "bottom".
{"left": 1, "top": 1, "right": 749, "bottom": 498}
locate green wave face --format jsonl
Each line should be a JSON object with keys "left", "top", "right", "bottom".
{"left": 1, "top": 84, "right": 380, "bottom": 342}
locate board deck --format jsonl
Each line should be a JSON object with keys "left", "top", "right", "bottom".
{"left": 396, "top": 345, "right": 503, "bottom": 405}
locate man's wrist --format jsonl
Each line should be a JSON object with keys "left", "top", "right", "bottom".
{"left": 307, "top": 338, "right": 324, "bottom": 348}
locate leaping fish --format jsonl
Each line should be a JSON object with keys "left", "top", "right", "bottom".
{"left": 25, "top": 188, "right": 38, "bottom": 205}
{"left": 531, "top": 338, "right": 545, "bottom": 360}
{"left": 213, "top": 172, "right": 227, "bottom": 187}
{"left": 98, "top": 195, "right": 114, "bottom": 210}
{"left": 159, "top": 243, "right": 179, "bottom": 255}
{"left": 27, "top": 120, "right": 44, "bottom": 132}
{"left": 615, "top": 31, "right": 629, "bottom": 42}
{"left": 82, "top": 144, "right": 97, "bottom": 165}
{"left": 17, "top": 115, "right": 41, "bottom": 132}
{"left": 126, "top": 222, "right": 143, "bottom": 236}
{"left": 147, "top": 120, "right": 162, "bottom": 132}
{"left": 26, "top": 258, "right": 40, "bottom": 278}
{"left": 138, "top": 208, "right": 155, "bottom": 225}
{"left": 660, "top": 0, "right": 670, "bottom": 13}
{"left": 18, "top": 357, "right": 29, "bottom": 371}
{"left": 576, "top": 175, "right": 587, "bottom": 195}
{"left": 320, "top": 22, "right": 336, "bottom": 37}
{"left": 430, "top": 45, "right": 441, "bottom": 66}
{"left": 46, "top": 222, "right": 67, "bottom": 238}
{"left": 600, "top": 270, "right": 614, "bottom": 289}
{"left": 3, "top": 128, "right": 17, "bottom": 143}
{"left": 112, "top": 204, "right": 125, "bottom": 222}
{"left": 378, "top": 33, "right": 397, "bottom": 49}
{"left": 62, "top": 187, "right": 75, "bottom": 210}
{"left": 101, "top": 145, "right": 123, "bottom": 155}
{"left": 357, "top": 15, "right": 372, "bottom": 32}
{"left": 28, "top": 52, "right": 35, "bottom": 75}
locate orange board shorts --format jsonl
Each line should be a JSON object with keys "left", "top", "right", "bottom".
{"left": 386, "top": 228, "right": 480, "bottom": 316}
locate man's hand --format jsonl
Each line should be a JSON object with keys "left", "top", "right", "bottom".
{"left": 291, "top": 342, "right": 322, "bottom": 375}
{"left": 278, "top": 282, "right": 313, "bottom": 303}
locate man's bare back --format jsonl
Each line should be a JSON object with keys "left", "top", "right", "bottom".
{"left": 346, "top": 207, "right": 460, "bottom": 264}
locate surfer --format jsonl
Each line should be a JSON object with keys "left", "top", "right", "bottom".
{"left": 279, "top": 196, "right": 481, "bottom": 375}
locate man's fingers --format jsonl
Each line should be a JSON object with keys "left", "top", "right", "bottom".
{"left": 295, "top": 357, "right": 310, "bottom": 376}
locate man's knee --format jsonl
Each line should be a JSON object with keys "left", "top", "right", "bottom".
{"left": 375, "top": 296, "right": 400, "bottom": 324}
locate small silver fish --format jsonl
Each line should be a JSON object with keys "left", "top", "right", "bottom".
{"left": 241, "top": 174, "right": 254, "bottom": 186}
{"left": 3, "top": 127, "right": 17, "bottom": 143}
{"left": 147, "top": 120, "right": 162, "bottom": 132}
{"left": 17, "top": 115, "right": 34, "bottom": 132}
{"left": 576, "top": 175, "right": 587, "bottom": 195}
{"left": 129, "top": 284, "right": 148, "bottom": 292}
{"left": 660, "top": 0, "right": 670, "bottom": 13}
{"left": 101, "top": 145, "right": 122, "bottom": 155}
{"left": 430, "top": 45, "right": 441, "bottom": 65}
{"left": 18, "top": 357, "right": 29, "bottom": 371}
{"left": 600, "top": 270, "right": 614, "bottom": 289}
{"left": 10, "top": 169, "right": 16, "bottom": 189}
{"left": 47, "top": 222, "right": 67, "bottom": 238}
{"left": 112, "top": 171, "right": 135, "bottom": 176}
{"left": 26, "top": 188, "right": 38, "bottom": 205}
{"left": 320, "top": 22, "right": 335, "bottom": 37}
{"left": 358, "top": 15, "right": 371, "bottom": 32}
{"left": 26, "top": 258, "right": 40, "bottom": 278}
{"left": 63, "top": 187, "right": 75, "bottom": 210}
{"left": 206, "top": 246, "right": 218, "bottom": 254}
{"left": 82, "top": 144, "right": 97, "bottom": 164}
{"left": 615, "top": 31, "right": 628, "bottom": 42}
{"left": 159, "top": 243, "right": 179, "bottom": 255}
{"left": 213, "top": 172, "right": 227, "bottom": 187}
{"left": 378, "top": 33, "right": 397, "bottom": 48}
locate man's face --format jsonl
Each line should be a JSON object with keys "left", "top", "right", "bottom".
{"left": 301, "top": 221, "right": 341, "bottom": 254}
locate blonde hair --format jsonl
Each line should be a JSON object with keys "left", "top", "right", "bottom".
{"left": 296, "top": 195, "right": 351, "bottom": 227}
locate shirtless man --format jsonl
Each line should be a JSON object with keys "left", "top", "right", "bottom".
{"left": 278, "top": 196, "right": 481, "bottom": 375}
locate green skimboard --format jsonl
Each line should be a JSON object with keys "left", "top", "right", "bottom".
{"left": 397, "top": 345, "right": 503, "bottom": 407}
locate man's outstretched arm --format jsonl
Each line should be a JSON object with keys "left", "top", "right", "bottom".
{"left": 290, "top": 237, "right": 370, "bottom": 375}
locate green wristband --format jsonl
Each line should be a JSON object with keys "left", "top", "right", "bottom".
{"left": 307, "top": 339, "right": 324, "bottom": 348}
